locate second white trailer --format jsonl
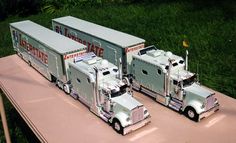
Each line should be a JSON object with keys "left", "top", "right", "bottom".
{"left": 52, "top": 16, "right": 145, "bottom": 75}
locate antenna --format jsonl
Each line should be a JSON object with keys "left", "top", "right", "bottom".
{"left": 196, "top": 63, "right": 199, "bottom": 83}
{"left": 119, "top": 58, "right": 122, "bottom": 80}
{"left": 185, "top": 50, "right": 188, "bottom": 71}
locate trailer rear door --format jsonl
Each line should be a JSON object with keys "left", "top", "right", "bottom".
{"left": 48, "top": 52, "right": 59, "bottom": 78}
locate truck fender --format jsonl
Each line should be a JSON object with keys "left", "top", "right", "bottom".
{"left": 184, "top": 100, "right": 204, "bottom": 114}
{"left": 111, "top": 112, "right": 130, "bottom": 128}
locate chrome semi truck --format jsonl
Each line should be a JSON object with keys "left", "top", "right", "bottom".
{"left": 52, "top": 16, "right": 145, "bottom": 75}
{"left": 68, "top": 52, "right": 150, "bottom": 135}
{"left": 131, "top": 46, "right": 219, "bottom": 121}
{"left": 52, "top": 16, "right": 219, "bottom": 121}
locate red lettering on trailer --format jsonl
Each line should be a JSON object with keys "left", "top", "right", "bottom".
{"left": 63, "top": 50, "right": 86, "bottom": 60}
{"left": 19, "top": 34, "right": 48, "bottom": 65}
{"left": 125, "top": 44, "right": 145, "bottom": 53}
{"left": 55, "top": 26, "right": 104, "bottom": 58}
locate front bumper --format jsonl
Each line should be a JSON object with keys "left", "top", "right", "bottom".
{"left": 199, "top": 103, "right": 220, "bottom": 121}
{"left": 123, "top": 116, "right": 151, "bottom": 135}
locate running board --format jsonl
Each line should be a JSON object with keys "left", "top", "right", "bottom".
{"left": 168, "top": 98, "right": 183, "bottom": 111}
{"left": 140, "top": 86, "right": 168, "bottom": 106}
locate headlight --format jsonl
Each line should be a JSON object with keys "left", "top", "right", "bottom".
{"left": 144, "top": 109, "right": 148, "bottom": 114}
{"left": 201, "top": 101, "right": 206, "bottom": 109}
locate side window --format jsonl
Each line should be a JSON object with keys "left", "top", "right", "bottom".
{"left": 142, "top": 69, "right": 148, "bottom": 75}
{"left": 157, "top": 69, "right": 161, "bottom": 75}
{"left": 87, "top": 78, "right": 91, "bottom": 83}
{"left": 77, "top": 78, "right": 81, "bottom": 83}
{"left": 173, "top": 80, "right": 178, "bottom": 85}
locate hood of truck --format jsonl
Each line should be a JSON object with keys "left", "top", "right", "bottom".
{"left": 184, "top": 83, "right": 213, "bottom": 98}
{"left": 112, "top": 93, "right": 143, "bottom": 111}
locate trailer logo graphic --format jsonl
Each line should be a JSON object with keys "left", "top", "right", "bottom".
{"left": 55, "top": 26, "right": 104, "bottom": 57}
{"left": 125, "top": 44, "right": 144, "bottom": 53}
{"left": 19, "top": 34, "right": 48, "bottom": 65}
{"left": 63, "top": 51, "right": 86, "bottom": 60}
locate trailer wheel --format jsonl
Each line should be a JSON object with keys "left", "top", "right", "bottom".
{"left": 185, "top": 107, "right": 199, "bottom": 122}
{"left": 28, "top": 61, "right": 31, "bottom": 66}
{"left": 112, "top": 119, "right": 124, "bottom": 135}
{"left": 63, "top": 84, "right": 70, "bottom": 94}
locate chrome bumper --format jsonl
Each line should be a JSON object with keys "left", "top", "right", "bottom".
{"left": 123, "top": 116, "right": 151, "bottom": 135}
{"left": 199, "top": 103, "right": 220, "bottom": 121}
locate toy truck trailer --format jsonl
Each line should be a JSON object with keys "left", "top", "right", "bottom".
{"left": 10, "top": 20, "right": 87, "bottom": 93}
{"left": 52, "top": 16, "right": 145, "bottom": 75}
{"left": 131, "top": 46, "right": 219, "bottom": 121}
{"left": 68, "top": 52, "right": 150, "bottom": 135}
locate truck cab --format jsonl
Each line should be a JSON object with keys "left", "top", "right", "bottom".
{"left": 131, "top": 46, "right": 219, "bottom": 121}
{"left": 69, "top": 52, "right": 150, "bottom": 135}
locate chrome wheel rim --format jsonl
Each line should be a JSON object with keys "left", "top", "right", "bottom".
{"left": 114, "top": 122, "right": 120, "bottom": 131}
{"left": 188, "top": 110, "right": 195, "bottom": 118}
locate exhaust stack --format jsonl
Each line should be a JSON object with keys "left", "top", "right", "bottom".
{"left": 185, "top": 50, "right": 188, "bottom": 71}
{"left": 166, "top": 59, "right": 173, "bottom": 96}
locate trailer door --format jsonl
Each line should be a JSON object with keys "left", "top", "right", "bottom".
{"left": 48, "top": 52, "right": 59, "bottom": 78}
{"left": 106, "top": 46, "right": 117, "bottom": 66}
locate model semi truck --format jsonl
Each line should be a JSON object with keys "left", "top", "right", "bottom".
{"left": 9, "top": 20, "right": 150, "bottom": 135}
{"left": 52, "top": 16, "right": 145, "bottom": 75}
{"left": 69, "top": 52, "right": 150, "bottom": 135}
{"left": 52, "top": 16, "right": 219, "bottom": 121}
{"left": 131, "top": 46, "right": 219, "bottom": 121}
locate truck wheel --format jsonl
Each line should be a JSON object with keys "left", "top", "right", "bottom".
{"left": 112, "top": 119, "right": 124, "bottom": 135}
{"left": 185, "top": 107, "right": 199, "bottom": 122}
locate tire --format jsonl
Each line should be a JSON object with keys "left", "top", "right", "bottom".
{"left": 112, "top": 119, "right": 124, "bottom": 135}
{"left": 63, "top": 84, "right": 70, "bottom": 94}
{"left": 185, "top": 107, "right": 199, "bottom": 122}
{"left": 28, "top": 61, "right": 31, "bottom": 66}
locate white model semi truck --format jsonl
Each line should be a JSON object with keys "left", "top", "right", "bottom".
{"left": 9, "top": 20, "right": 150, "bottom": 135}
{"left": 131, "top": 46, "right": 219, "bottom": 121}
{"left": 52, "top": 16, "right": 145, "bottom": 75}
{"left": 52, "top": 16, "right": 219, "bottom": 121}
{"left": 69, "top": 52, "right": 150, "bottom": 135}
{"left": 10, "top": 20, "right": 87, "bottom": 93}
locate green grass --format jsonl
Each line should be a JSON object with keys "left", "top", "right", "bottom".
{"left": 0, "top": 1, "right": 235, "bottom": 142}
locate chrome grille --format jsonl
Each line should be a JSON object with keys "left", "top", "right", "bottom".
{"left": 131, "top": 106, "right": 144, "bottom": 124}
{"left": 206, "top": 94, "right": 215, "bottom": 110}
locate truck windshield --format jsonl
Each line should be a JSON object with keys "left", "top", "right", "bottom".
{"left": 183, "top": 74, "right": 196, "bottom": 87}
{"left": 111, "top": 85, "right": 127, "bottom": 98}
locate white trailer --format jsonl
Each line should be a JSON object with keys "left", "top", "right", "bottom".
{"left": 69, "top": 52, "right": 150, "bottom": 135}
{"left": 10, "top": 20, "right": 87, "bottom": 93}
{"left": 52, "top": 16, "right": 145, "bottom": 75}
